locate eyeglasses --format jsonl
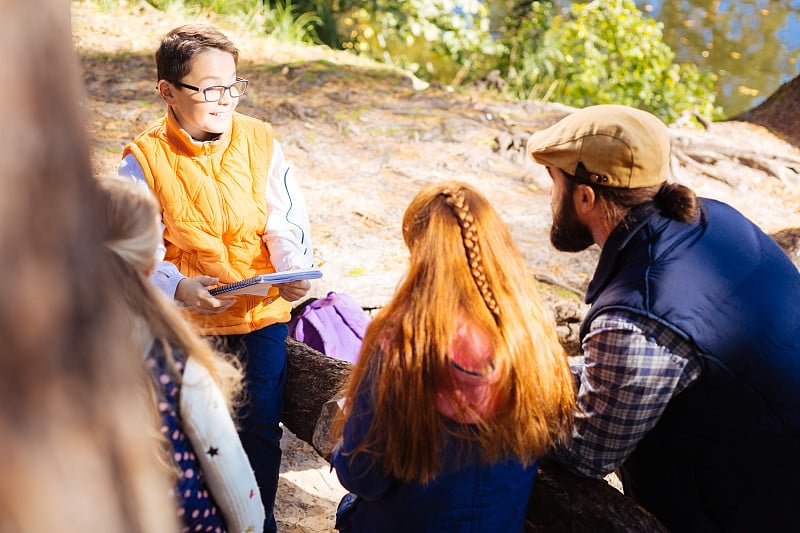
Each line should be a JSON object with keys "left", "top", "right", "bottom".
{"left": 170, "top": 77, "right": 248, "bottom": 102}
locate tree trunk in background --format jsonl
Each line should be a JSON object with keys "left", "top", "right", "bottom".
{"left": 733, "top": 74, "right": 800, "bottom": 148}
{"left": 281, "top": 338, "right": 667, "bottom": 532}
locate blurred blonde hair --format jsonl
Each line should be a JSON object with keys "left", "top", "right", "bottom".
{"left": 0, "top": 1, "right": 177, "bottom": 531}
{"left": 338, "top": 181, "right": 575, "bottom": 483}
{"left": 99, "top": 176, "right": 243, "bottom": 415}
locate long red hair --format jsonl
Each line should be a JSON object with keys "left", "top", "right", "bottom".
{"left": 337, "top": 181, "right": 575, "bottom": 483}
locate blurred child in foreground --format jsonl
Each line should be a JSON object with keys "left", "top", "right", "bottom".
{"left": 0, "top": 1, "right": 177, "bottom": 531}
{"left": 100, "top": 177, "right": 264, "bottom": 533}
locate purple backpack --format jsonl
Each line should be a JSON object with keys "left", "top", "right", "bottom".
{"left": 288, "top": 292, "right": 370, "bottom": 364}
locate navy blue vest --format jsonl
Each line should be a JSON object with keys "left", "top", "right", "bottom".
{"left": 581, "top": 199, "right": 800, "bottom": 531}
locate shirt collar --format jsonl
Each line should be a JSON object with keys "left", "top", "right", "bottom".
{"left": 164, "top": 107, "right": 232, "bottom": 156}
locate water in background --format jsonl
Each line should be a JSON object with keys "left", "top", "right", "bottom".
{"left": 636, "top": 0, "right": 800, "bottom": 118}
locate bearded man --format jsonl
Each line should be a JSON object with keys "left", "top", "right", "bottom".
{"left": 527, "top": 104, "right": 800, "bottom": 531}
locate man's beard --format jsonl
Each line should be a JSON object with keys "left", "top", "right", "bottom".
{"left": 550, "top": 190, "right": 595, "bottom": 252}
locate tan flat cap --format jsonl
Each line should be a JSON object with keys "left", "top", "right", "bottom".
{"left": 526, "top": 104, "right": 670, "bottom": 188}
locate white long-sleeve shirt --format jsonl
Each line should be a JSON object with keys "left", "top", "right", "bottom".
{"left": 118, "top": 139, "right": 313, "bottom": 299}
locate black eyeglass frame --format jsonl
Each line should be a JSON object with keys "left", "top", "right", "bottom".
{"left": 169, "top": 77, "right": 249, "bottom": 102}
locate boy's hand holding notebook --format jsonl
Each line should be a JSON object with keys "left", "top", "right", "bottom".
{"left": 209, "top": 267, "right": 323, "bottom": 297}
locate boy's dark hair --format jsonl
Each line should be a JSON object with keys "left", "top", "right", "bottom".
{"left": 156, "top": 24, "right": 239, "bottom": 82}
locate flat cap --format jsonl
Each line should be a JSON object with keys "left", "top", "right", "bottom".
{"left": 526, "top": 104, "right": 670, "bottom": 188}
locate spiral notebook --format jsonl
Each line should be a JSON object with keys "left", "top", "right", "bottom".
{"left": 209, "top": 267, "right": 323, "bottom": 297}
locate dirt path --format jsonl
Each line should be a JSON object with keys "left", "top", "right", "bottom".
{"left": 277, "top": 427, "right": 345, "bottom": 531}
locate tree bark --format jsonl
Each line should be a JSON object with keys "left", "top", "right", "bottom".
{"left": 281, "top": 338, "right": 667, "bottom": 532}
{"left": 283, "top": 338, "right": 351, "bottom": 447}
{"left": 734, "top": 74, "right": 800, "bottom": 148}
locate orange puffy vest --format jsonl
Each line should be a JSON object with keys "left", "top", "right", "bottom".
{"left": 123, "top": 110, "right": 291, "bottom": 335}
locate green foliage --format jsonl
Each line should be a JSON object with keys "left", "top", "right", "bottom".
{"left": 493, "top": 1, "right": 553, "bottom": 89}
{"left": 337, "top": 0, "right": 504, "bottom": 86}
{"left": 142, "top": 0, "right": 200, "bottom": 18}
{"left": 264, "top": 0, "right": 347, "bottom": 48}
{"left": 262, "top": 0, "right": 321, "bottom": 43}
{"left": 302, "top": 0, "right": 342, "bottom": 48}
{"left": 142, "top": 0, "right": 320, "bottom": 44}
{"left": 92, "top": 0, "right": 127, "bottom": 11}
{"left": 506, "top": 0, "right": 720, "bottom": 123}
{"left": 145, "top": 0, "right": 250, "bottom": 14}
{"left": 131, "top": 0, "right": 721, "bottom": 122}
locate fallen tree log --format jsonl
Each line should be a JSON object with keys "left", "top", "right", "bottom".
{"left": 283, "top": 337, "right": 352, "bottom": 446}
{"left": 282, "top": 338, "right": 667, "bottom": 532}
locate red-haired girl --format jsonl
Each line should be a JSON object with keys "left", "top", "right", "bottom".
{"left": 331, "top": 181, "right": 575, "bottom": 532}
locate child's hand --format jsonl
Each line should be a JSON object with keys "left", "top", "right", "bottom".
{"left": 176, "top": 276, "right": 236, "bottom": 315}
{"left": 276, "top": 279, "right": 311, "bottom": 302}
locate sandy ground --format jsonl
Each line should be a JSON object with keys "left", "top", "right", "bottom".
{"left": 277, "top": 427, "right": 345, "bottom": 532}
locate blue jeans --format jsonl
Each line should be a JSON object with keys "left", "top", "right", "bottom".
{"left": 217, "top": 322, "right": 287, "bottom": 533}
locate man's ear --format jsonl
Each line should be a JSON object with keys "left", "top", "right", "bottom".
{"left": 157, "top": 79, "right": 176, "bottom": 105}
{"left": 572, "top": 183, "right": 596, "bottom": 216}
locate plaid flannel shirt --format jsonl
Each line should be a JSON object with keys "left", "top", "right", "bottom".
{"left": 551, "top": 310, "right": 702, "bottom": 478}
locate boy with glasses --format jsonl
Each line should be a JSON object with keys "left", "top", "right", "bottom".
{"left": 119, "top": 24, "right": 314, "bottom": 533}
